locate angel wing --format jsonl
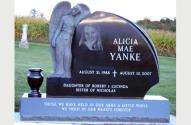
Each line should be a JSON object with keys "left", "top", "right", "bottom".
{"left": 49, "top": 1, "right": 71, "bottom": 44}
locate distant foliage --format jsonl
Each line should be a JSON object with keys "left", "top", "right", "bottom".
{"left": 137, "top": 17, "right": 176, "bottom": 32}
{"left": 146, "top": 29, "right": 176, "bottom": 57}
{"left": 15, "top": 16, "right": 176, "bottom": 57}
{"left": 15, "top": 16, "right": 48, "bottom": 43}
{"left": 29, "top": 9, "right": 45, "bottom": 18}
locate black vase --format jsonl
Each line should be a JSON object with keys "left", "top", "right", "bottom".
{"left": 27, "top": 67, "right": 43, "bottom": 97}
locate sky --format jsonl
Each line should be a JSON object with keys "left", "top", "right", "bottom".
{"left": 15, "top": 0, "right": 176, "bottom": 22}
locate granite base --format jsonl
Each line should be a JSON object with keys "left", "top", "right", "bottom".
{"left": 20, "top": 93, "right": 170, "bottom": 123}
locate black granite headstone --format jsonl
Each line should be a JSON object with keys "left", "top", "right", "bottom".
{"left": 47, "top": 11, "right": 159, "bottom": 98}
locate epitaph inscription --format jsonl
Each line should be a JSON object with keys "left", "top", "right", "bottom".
{"left": 43, "top": 101, "right": 148, "bottom": 113}
{"left": 20, "top": 95, "right": 169, "bottom": 122}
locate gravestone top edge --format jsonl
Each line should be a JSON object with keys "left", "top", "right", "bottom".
{"left": 22, "top": 93, "right": 168, "bottom": 101}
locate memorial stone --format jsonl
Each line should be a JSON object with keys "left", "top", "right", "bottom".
{"left": 19, "top": 24, "right": 29, "bottom": 48}
{"left": 47, "top": 11, "right": 159, "bottom": 98}
{"left": 20, "top": 1, "right": 170, "bottom": 124}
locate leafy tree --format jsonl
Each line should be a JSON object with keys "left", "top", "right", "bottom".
{"left": 30, "top": 9, "right": 38, "bottom": 17}
{"left": 136, "top": 17, "right": 176, "bottom": 32}
{"left": 29, "top": 9, "right": 45, "bottom": 18}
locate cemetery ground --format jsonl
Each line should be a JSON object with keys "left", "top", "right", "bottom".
{"left": 15, "top": 41, "right": 176, "bottom": 115}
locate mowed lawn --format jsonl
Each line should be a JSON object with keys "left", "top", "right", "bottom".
{"left": 15, "top": 41, "right": 176, "bottom": 115}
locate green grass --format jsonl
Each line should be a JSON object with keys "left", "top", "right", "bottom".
{"left": 15, "top": 41, "right": 176, "bottom": 115}
{"left": 147, "top": 56, "right": 176, "bottom": 115}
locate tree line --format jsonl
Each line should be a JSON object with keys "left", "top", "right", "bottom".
{"left": 136, "top": 17, "right": 176, "bottom": 32}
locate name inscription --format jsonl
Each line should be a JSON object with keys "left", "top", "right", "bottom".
{"left": 110, "top": 38, "right": 141, "bottom": 61}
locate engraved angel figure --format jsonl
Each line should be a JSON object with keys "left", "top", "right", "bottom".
{"left": 49, "top": 1, "right": 90, "bottom": 78}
